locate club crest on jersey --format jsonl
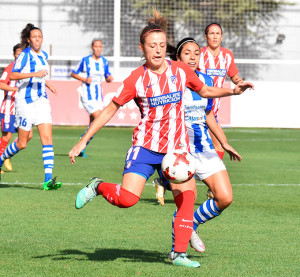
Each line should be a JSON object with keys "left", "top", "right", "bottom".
{"left": 206, "top": 68, "right": 227, "bottom": 77}
{"left": 170, "top": 75, "right": 177, "bottom": 84}
{"left": 149, "top": 91, "right": 182, "bottom": 107}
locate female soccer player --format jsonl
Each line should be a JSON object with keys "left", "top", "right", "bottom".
{"left": 0, "top": 44, "right": 23, "bottom": 172}
{"left": 0, "top": 23, "right": 62, "bottom": 190}
{"left": 69, "top": 10, "right": 253, "bottom": 268}
{"left": 199, "top": 23, "right": 243, "bottom": 160}
{"left": 71, "top": 39, "right": 113, "bottom": 157}
{"left": 165, "top": 37, "right": 243, "bottom": 256}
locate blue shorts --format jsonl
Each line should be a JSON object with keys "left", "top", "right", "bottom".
{"left": 123, "top": 146, "right": 172, "bottom": 190}
{"left": 123, "top": 146, "right": 164, "bottom": 180}
{"left": 0, "top": 114, "right": 17, "bottom": 133}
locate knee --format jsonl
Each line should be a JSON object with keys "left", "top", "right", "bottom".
{"left": 117, "top": 188, "right": 140, "bottom": 208}
{"left": 16, "top": 141, "right": 27, "bottom": 150}
{"left": 215, "top": 192, "right": 233, "bottom": 210}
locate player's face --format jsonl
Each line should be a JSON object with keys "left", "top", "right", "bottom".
{"left": 92, "top": 40, "right": 103, "bottom": 58}
{"left": 205, "top": 25, "right": 223, "bottom": 49}
{"left": 139, "top": 32, "right": 167, "bottom": 71}
{"left": 28, "top": 29, "right": 43, "bottom": 53}
{"left": 13, "top": 48, "right": 22, "bottom": 60}
{"left": 177, "top": 42, "right": 200, "bottom": 72}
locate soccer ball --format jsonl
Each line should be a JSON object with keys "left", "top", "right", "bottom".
{"left": 161, "top": 150, "right": 196, "bottom": 184}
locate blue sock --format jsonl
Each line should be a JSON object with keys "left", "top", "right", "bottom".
{"left": 0, "top": 142, "right": 20, "bottom": 167}
{"left": 193, "top": 198, "right": 222, "bottom": 230}
{"left": 43, "top": 145, "right": 54, "bottom": 182}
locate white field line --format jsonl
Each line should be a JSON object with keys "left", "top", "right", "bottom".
{"left": 2, "top": 182, "right": 300, "bottom": 187}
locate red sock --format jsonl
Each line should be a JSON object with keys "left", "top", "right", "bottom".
{"left": 0, "top": 138, "right": 9, "bottom": 156}
{"left": 216, "top": 150, "right": 225, "bottom": 160}
{"left": 173, "top": 190, "right": 195, "bottom": 253}
{"left": 97, "top": 182, "right": 140, "bottom": 208}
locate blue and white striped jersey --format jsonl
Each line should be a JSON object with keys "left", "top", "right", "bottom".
{"left": 13, "top": 47, "right": 49, "bottom": 104}
{"left": 72, "top": 55, "right": 111, "bottom": 101}
{"left": 184, "top": 70, "right": 214, "bottom": 153}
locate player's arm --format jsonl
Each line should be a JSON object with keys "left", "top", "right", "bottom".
{"left": 231, "top": 74, "right": 243, "bottom": 85}
{"left": 70, "top": 72, "right": 92, "bottom": 85}
{"left": 69, "top": 101, "right": 120, "bottom": 164}
{"left": 46, "top": 81, "right": 57, "bottom": 94}
{"left": 10, "top": 71, "right": 48, "bottom": 80}
{"left": 0, "top": 82, "right": 18, "bottom": 92}
{"left": 197, "top": 82, "right": 254, "bottom": 98}
{"left": 206, "top": 111, "right": 242, "bottom": 162}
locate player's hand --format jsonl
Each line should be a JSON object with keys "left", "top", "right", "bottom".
{"left": 233, "top": 82, "right": 254, "bottom": 95}
{"left": 69, "top": 141, "right": 87, "bottom": 164}
{"left": 35, "top": 70, "right": 48, "bottom": 78}
{"left": 222, "top": 143, "right": 242, "bottom": 162}
{"left": 85, "top": 77, "right": 92, "bottom": 84}
{"left": 46, "top": 83, "right": 57, "bottom": 94}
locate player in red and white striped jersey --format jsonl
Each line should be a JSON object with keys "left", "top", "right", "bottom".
{"left": 69, "top": 10, "right": 253, "bottom": 268}
{"left": 199, "top": 23, "right": 243, "bottom": 160}
{"left": 0, "top": 44, "right": 23, "bottom": 172}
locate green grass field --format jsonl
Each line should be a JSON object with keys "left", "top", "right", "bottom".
{"left": 1, "top": 127, "right": 299, "bottom": 276}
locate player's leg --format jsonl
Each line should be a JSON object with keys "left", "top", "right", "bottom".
{"left": 0, "top": 113, "right": 18, "bottom": 171}
{"left": 79, "top": 98, "right": 102, "bottom": 157}
{"left": 0, "top": 131, "right": 13, "bottom": 172}
{"left": 75, "top": 146, "right": 154, "bottom": 209}
{"left": 37, "top": 123, "right": 61, "bottom": 190}
{"left": 169, "top": 179, "right": 200, "bottom": 267}
{"left": 190, "top": 170, "right": 232, "bottom": 251}
{"left": 75, "top": 173, "right": 145, "bottom": 209}
{"left": 0, "top": 128, "right": 30, "bottom": 177}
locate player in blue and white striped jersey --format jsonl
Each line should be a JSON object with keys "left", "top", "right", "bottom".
{"left": 0, "top": 23, "right": 62, "bottom": 190}
{"left": 71, "top": 39, "right": 113, "bottom": 157}
{"left": 156, "top": 37, "right": 242, "bottom": 257}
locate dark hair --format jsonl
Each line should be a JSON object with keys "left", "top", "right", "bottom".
{"left": 168, "top": 37, "right": 199, "bottom": 61}
{"left": 91, "top": 38, "right": 102, "bottom": 47}
{"left": 139, "top": 8, "right": 167, "bottom": 44}
{"left": 13, "top": 43, "right": 23, "bottom": 54}
{"left": 204, "top": 23, "right": 222, "bottom": 35}
{"left": 20, "top": 23, "right": 42, "bottom": 48}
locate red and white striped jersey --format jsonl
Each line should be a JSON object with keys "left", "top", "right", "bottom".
{"left": 0, "top": 62, "right": 17, "bottom": 115}
{"left": 113, "top": 60, "right": 204, "bottom": 153}
{"left": 199, "top": 47, "right": 238, "bottom": 117}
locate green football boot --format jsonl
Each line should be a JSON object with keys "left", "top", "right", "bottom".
{"left": 172, "top": 253, "right": 200, "bottom": 268}
{"left": 75, "top": 177, "right": 102, "bottom": 209}
{"left": 43, "top": 177, "right": 62, "bottom": 190}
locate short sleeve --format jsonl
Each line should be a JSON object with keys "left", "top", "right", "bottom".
{"left": 72, "top": 58, "right": 85, "bottom": 74}
{"left": 102, "top": 57, "right": 111, "bottom": 78}
{"left": 181, "top": 62, "right": 204, "bottom": 92}
{"left": 0, "top": 64, "right": 13, "bottom": 84}
{"left": 12, "top": 51, "right": 27, "bottom": 73}
{"left": 112, "top": 72, "right": 137, "bottom": 106}
{"left": 226, "top": 49, "right": 239, "bottom": 77}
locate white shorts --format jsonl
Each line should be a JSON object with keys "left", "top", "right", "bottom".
{"left": 80, "top": 93, "right": 104, "bottom": 115}
{"left": 192, "top": 149, "right": 226, "bottom": 181}
{"left": 15, "top": 97, "right": 52, "bottom": 131}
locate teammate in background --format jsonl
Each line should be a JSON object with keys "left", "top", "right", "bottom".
{"left": 0, "top": 23, "right": 62, "bottom": 190}
{"left": 71, "top": 39, "right": 113, "bottom": 157}
{"left": 164, "top": 37, "right": 242, "bottom": 256}
{"left": 199, "top": 23, "right": 243, "bottom": 199}
{"left": 0, "top": 44, "right": 22, "bottom": 172}
{"left": 69, "top": 10, "right": 253, "bottom": 268}
{"left": 199, "top": 23, "right": 243, "bottom": 159}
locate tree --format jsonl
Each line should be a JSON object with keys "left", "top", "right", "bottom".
{"left": 60, "top": 0, "right": 293, "bottom": 77}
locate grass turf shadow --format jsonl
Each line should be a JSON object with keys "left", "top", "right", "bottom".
{"left": 0, "top": 183, "right": 43, "bottom": 190}
{"left": 33, "top": 248, "right": 171, "bottom": 264}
